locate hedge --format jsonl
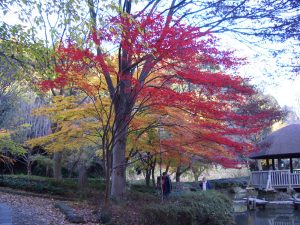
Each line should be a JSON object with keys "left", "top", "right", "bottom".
{"left": 142, "top": 191, "right": 233, "bottom": 225}
{"left": 0, "top": 175, "right": 105, "bottom": 196}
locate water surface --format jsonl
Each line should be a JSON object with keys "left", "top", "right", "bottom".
{"left": 235, "top": 208, "right": 300, "bottom": 225}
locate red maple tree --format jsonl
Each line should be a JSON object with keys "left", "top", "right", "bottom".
{"left": 40, "top": 11, "right": 283, "bottom": 197}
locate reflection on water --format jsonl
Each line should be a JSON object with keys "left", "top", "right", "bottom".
{"left": 235, "top": 209, "right": 300, "bottom": 225}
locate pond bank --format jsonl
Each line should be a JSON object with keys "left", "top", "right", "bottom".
{"left": 234, "top": 199, "right": 296, "bottom": 210}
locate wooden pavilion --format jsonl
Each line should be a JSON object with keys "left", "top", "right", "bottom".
{"left": 250, "top": 124, "right": 300, "bottom": 190}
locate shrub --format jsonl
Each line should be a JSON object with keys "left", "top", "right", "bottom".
{"left": 127, "top": 189, "right": 158, "bottom": 203}
{"left": 130, "top": 184, "right": 157, "bottom": 194}
{"left": 210, "top": 177, "right": 249, "bottom": 189}
{"left": 0, "top": 176, "right": 66, "bottom": 195}
{"left": 142, "top": 191, "right": 233, "bottom": 225}
{"left": 0, "top": 175, "right": 105, "bottom": 196}
{"left": 88, "top": 178, "right": 106, "bottom": 191}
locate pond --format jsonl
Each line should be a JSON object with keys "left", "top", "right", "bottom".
{"left": 234, "top": 207, "right": 300, "bottom": 225}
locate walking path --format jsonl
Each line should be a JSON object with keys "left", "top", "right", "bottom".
{"left": 0, "top": 203, "right": 12, "bottom": 225}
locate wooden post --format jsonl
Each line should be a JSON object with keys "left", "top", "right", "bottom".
{"left": 272, "top": 158, "right": 275, "bottom": 170}
{"left": 266, "top": 158, "right": 270, "bottom": 170}
{"left": 247, "top": 197, "right": 250, "bottom": 210}
{"left": 290, "top": 158, "right": 293, "bottom": 173}
{"left": 247, "top": 198, "right": 255, "bottom": 210}
{"left": 288, "top": 158, "right": 293, "bottom": 189}
{"left": 278, "top": 158, "right": 282, "bottom": 170}
{"left": 288, "top": 172, "right": 292, "bottom": 189}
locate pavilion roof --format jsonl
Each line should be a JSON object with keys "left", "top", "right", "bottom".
{"left": 250, "top": 124, "right": 300, "bottom": 159}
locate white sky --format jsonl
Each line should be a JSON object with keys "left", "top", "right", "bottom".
{"left": 219, "top": 33, "right": 299, "bottom": 111}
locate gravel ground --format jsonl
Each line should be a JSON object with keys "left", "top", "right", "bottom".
{"left": 0, "top": 192, "right": 100, "bottom": 225}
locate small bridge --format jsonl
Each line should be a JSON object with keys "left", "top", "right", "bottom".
{"left": 250, "top": 170, "right": 300, "bottom": 190}
{"left": 271, "top": 220, "right": 300, "bottom": 225}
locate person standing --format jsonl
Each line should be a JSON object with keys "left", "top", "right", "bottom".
{"left": 201, "top": 177, "right": 211, "bottom": 191}
{"left": 162, "top": 172, "right": 172, "bottom": 197}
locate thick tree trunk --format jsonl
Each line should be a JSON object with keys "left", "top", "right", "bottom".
{"left": 111, "top": 119, "right": 128, "bottom": 198}
{"left": 53, "top": 152, "right": 63, "bottom": 180}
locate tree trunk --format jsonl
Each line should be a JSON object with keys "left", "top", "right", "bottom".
{"left": 192, "top": 168, "right": 200, "bottom": 182}
{"left": 176, "top": 174, "right": 181, "bottom": 182}
{"left": 46, "top": 165, "right": 50, "bottom": 177}
{"left": 193, "top": 174, "right": 199, "bottom": 182}
{"left": 9, "top": 164, "right": 14, "bottom": 175}
{"left": 165, "top": 161, "right": 171, "bottom": 173}
{"left": 145, "top": 170, "right": 151, "bottom": 187}
{"left": 78, "top": 165, "right": 88, "bottom": 193}
{"left": 102, "top": 148, "right": 107, "bottom": 178}
{"left": 27, "top": 161, "right": 32, "bottom": 176}
{"left": 151, "top": 160, "right": 156, "bottom": 187}
{"left": 111, "top": 118, "right": 128, "bottom": 198}
{"left": 104, "top": 150, "right": 111, "bottom": 206}
{"left": 53, "top": 152, "right": 63, "bottom": 180}
{"left": 176, "top": 166, "right": 181, "bottom": 182}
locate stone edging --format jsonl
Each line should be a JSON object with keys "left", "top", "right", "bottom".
{"left": 54, "top": 202, "right": 85, "bottom": 223}
{"left": 234, "top": 199, "right": 296, "bottom": 209}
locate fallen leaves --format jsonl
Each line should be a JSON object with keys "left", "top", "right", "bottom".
{"left": 0, "top": 192, "right": 101, "bottom": 225}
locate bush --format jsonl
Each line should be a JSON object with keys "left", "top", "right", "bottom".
{"left": 209, "top": 177, "right": 249, "bottom": 189}
{"left": 88, "top": 178, "right": 106, "bottom": 191}
{"left": 127, "top": 190, "right": 158, "bottom": 203}
{"left": 130, "top": 184, "right": 157, "bottom": 194}
{"left": 0, "top": 175, "right": 105, "bottom": 196}
{"left": 0, "top": 175, "right": 66, "bottom": 195}
{"left": 142, "top": 191, "right": 233, "bottom": 225}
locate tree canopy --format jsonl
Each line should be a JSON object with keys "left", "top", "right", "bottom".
{"left": 0, "top": 0, "right": 289, "bottom": 199}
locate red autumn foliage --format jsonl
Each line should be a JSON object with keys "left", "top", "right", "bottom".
{"left": 39, "top": 13, "right": 283, "bottom": 168}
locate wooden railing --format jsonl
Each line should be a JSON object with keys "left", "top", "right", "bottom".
{"left": 254, "top": 218, "right": 300, "bottom": 225}
{"left": 270, "top": 170, "right": 290, "bottom": 187}
{"left": 251, "top": 170, "right": 300, "bottom": 190}
{"left": 251, "top": 171, "right": 270, "bottom": 189}
{"left": 274, "top": 221, "right": 300, "bottom": 225}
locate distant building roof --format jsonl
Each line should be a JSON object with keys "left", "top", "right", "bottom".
{"left": 250, "top": 124, "right": 300, "bottom": 159}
